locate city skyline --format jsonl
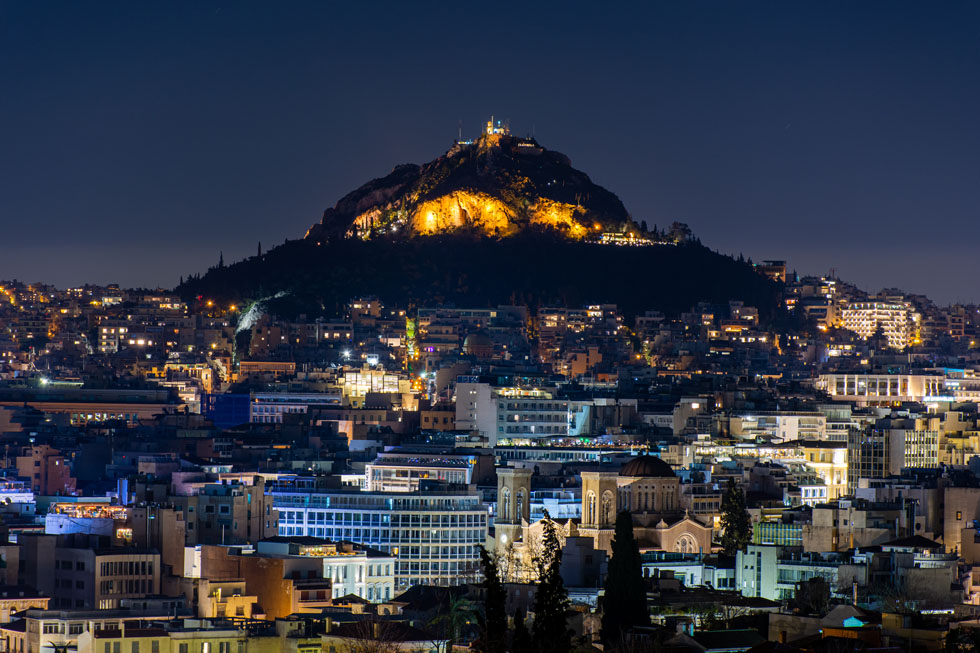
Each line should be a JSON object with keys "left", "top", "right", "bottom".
{"left": 2, "top": 2, "right": 979, "bottom": 303}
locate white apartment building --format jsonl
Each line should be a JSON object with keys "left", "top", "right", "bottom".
{"left": 455, "top": 380, "right": 569, "bottom": 444}
{"left": 364, "top": 452, "right": 477, "bottom": 492}
{"left": 267, "top": 478, "right": 488, "bottom": 591}
{"left": 249, "top": 392, "right": 342, "bottom": 424}
{"left": 256, "top": 538, "right": 395, "bottom": 603}
{"left": 729, "top": 411, "right": 826, "bottom": 443}
{"left": 841, "top": 300, "right": 921, "bottom": 349}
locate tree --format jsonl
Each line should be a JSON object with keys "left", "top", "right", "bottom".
{"left": 719, "top": 478, "right": 751, "bottom": 556}
{"left": 532, "top": 513, "right": 572, "bottom": 653}
{"left": 792, "top": 577, "right": 831, "bottom": 616}
{"left": 474, "top": 547, "right": 507, "bottom": 653}
{"left": 601, "top": 511, "right": 649, "bottom": 643}
{"left": 511, "top": 608, "right": 533, "bottom": 653}
{"left": 429, "top": 596, "right": 476, "bottom": 648}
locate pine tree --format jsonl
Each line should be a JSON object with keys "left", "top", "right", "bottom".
{"left": 720, "top": 478, "right": 752, "bottom": 556}
{"left": 601, "top": 511, "right": 649, "bottom": 643}
{"left": 475, "top": 547, "right": 506, "bottom": 653}
{"left": 532, "top": 514, "right": 571, "bottom": 653}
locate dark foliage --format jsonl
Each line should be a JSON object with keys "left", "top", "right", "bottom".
{"left": 474, "top": 547, "right": 507, "bottom": 653}
{"left": 792, "top": 577, "right": 831, "bottom": 616}
{"left": 532, "top": 515, "right": 572, "bottom": 653}
{"left": 177, "top": 233, "right": 781, "bottom": 321}
{"left": 719, "top": 478, "right": 752, "bottom": 556}
{"left": 601, "top": 511, "right": 650, "bottom": 643}
{"left": 511, "top": 608, "right": 533, "bottom": 653}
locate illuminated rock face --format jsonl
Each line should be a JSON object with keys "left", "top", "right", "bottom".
{"left": 306, "top": 133, "right": 635, "bottom": 241}
{"left": 410, "top": 191, "right": 517, "bottom": 236}
{"left": 528, "top": 198, "right": 589, "bottom": 239}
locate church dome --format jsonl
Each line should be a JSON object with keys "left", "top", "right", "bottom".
{"left": 619, "top": 455, "right": 675, "bottom": 478}
{"left": 463, "top": 332, "right": 494, "bottom": 358}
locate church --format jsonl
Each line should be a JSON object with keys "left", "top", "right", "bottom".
{"left": 493, "top": 456, "right": 714, "bottom": 578}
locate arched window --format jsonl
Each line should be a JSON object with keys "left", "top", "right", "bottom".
{"left": 674, "top": 534, "right": 697, "bottom": 554}
{"left": 601, "top": 490, "right": 615, "bottom": 526}
{"left": 586, "top": 491, "right": 597, "bottom": 526}
{"left": 500, "top": 488, "right": 511, "bottom": 521}
{"left": 516, "top": 489, "right": 526, "bottom": 522}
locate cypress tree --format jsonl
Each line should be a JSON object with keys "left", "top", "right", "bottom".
{"left": 720, "top": 478, "right": 752, "bottom": 556}
{"left": 601, "top": 511, "right": 649, "bottom": 643}
{"left": 531, "top": 514, "right": 571, "bottom": 653}
{"left": 475, "top": 547, "right": 506, "bottom": 653}
{"left": 511, "top": 608, "right": 533, "bottom": 653}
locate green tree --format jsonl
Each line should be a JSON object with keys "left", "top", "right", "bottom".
{"left": 719, "top": 478, "right": 751, "bottom": 556}
{"left": 474, "top": 547, "right": 507, "bottom": 653}
{"left": 429, "top": 596, "right": 476, "bottom": 648}
{"left": 511, "top": 608, "right": 533, "bottom": 653}
{"left": 532, "top": 513, "right": 572, "bottom": 653}
{"left": 601, "top": 511, "right": 650, "bottom": 643}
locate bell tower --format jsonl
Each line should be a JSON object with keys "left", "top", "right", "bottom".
{"left": 495, "top": 467, "right": 532, "bottom": 549}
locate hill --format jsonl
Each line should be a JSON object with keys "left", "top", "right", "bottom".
{"left": 305, "top": 124, "right": 637, "bottom": 242}
{"left": 177, "top": 233, "right": 781, "bottom": 320}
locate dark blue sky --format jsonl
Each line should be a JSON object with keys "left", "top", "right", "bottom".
{"left": 2, "top": 2, "right": 978, "bottom": 304}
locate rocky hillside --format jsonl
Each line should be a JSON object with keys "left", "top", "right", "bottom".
{"left": 305, "top": 131, "right": 637, "bottom": 241}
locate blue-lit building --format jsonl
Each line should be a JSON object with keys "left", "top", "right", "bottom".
{"left": 202, "top": 393, "right": 249, "bottom": 429}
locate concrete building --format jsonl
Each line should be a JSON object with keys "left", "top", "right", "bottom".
{"left": 454, "top": 380, "right": 569, "bottom": 444}
{"left": 268, "top": 477, "right": 488, "bottom": 591}
{"left": 847, "top": 417, "right": 939, "bottom": 492}
{"left": 249, "top": 392, "right": 342, "bottom": 424}
{"left": 16, "top": 445, "right": 75, "bottom": 496}
{"left": 256, "top": 537, "right": 395, "bottom": 603}
{"left": 18, "top": 534, "right": 161, "bottom": 610}
{"left": 171, "top": 480, "right": 278, "bottom": 546}
{"left": 817, "top": 373, "right": 946, "bottom": 405}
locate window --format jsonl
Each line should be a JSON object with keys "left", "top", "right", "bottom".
{"left": 179, "top": 645, "right": 189, "bottom": 653}
{"left": 152, "top": 643, "right": 160, "bottom": 653}
{"left": 957, "top": 511, "right": 963, "bottom": 520}
{"left": 132, "top": 643, "right": 140, "bottom": 653}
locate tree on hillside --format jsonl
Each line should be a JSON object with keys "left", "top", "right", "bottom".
{"left": 719, "top": 478, "right": 751, "bottom": 556}
{"left": 532, "top": 513, "right": 572, "bottom": 653}
{"left": 474, "top": 547, "right": 507, "bottom": 653}
{"left": 601, "top": 511, "right": 650, "bottom": 644}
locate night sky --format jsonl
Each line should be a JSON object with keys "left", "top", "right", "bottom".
{"left": 2, "top": 2, "right": 978, "bottom": 304}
